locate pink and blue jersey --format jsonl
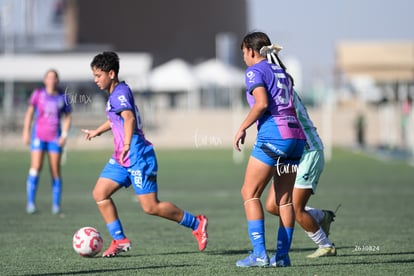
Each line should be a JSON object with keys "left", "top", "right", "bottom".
{"left": 106, "top": 82, "right": 150, "bottom": 167}
{"left": 30, "top": 88, "right": 71, "bottom": 142}
{"left": 245, "top": 60, "right": 305, "bottom": 141}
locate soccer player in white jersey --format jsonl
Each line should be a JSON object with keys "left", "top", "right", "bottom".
{"left": 265, "top": 91, "right": 337, "bottom": 260}
{"left": 83, "top": 51, "right": 208, "bottom": 257}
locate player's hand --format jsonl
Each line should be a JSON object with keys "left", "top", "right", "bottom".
{"left": 81, "top": 129, "right": 99, "bottom": 140}
{"left": 22, "top": 131, "right": 30, "bottom": 146}
{"left": 119, "top": 144, "right": 130, "bottom": 166}
{"left": 233, "top": 128, "right": 246, "bottom": 152}
{"left": 58, "top": 136, "right": 67, "bottom": 146}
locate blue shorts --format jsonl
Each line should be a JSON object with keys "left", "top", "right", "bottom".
{"left": 100, "top": 147, "right": 158, "bottom": 195}
{"left": 31, "top": 137, "right": 62, "bottom": 153}
{"left": 251, "top": 138, "right": 305, "bottom": 167}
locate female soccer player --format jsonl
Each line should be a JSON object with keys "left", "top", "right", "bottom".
{"left": 265, "top": 90, "right": 337, "bottom": 262}
{"left": 234, "top": 32, "right": 306, "bottom": 267}
{"left": 22, "top": 69, "right": 72, "bottom": 214}
{"left": 83, "top": 51, "right": 208, "bottom": 257}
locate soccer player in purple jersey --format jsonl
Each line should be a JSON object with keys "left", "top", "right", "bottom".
{"left": 265, "top": 90, "right": 337, "bottom": 261}
{"left": 22, "top": 69, "right": 72, "bottom": 215}
{"left": 82, "top": 52, "right": 208, "bottom": 257}
{"left": 234, "top": 32, "right": 306, "bottom": 267}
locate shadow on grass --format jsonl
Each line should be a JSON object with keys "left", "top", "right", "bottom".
{"left": 24, "top": 264, "right": 193, "bottom": 276}
{"left": 294, "top": 258, "right": 414, "bottom": 268}
{"left": 204, "top": 245, "right": 355, "bottom": 256}
{"left": 336, "top": 250, "right": 414, "bottom": 258}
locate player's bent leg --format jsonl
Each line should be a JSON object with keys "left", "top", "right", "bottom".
{"left": 93, "top": 178, "right": 131, "bottom": 258}
{"left": 293, "top": 188, "right": 319, "bottom": 233}
{"left": 137, "top": 193, "right": 208, "bottom": 251}
{"left": 137, "top": 192, "right": 183, "bottom": 221}
{"left": 93, "top": 178, "right": 122, "bottom": 223}
{"left": 293, "top": 188, "right": 336, "bottom": 257}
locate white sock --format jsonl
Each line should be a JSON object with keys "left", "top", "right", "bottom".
{"left": 305, "top": 206, "right": 325, "bottom": 223}
{"left": 306, "top": 227, "right": 333, "bottom": 248}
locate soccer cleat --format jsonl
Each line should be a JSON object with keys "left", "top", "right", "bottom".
{"left": 192, "top": 215, "right": 208, "bottom": 251}
{"left": 26, "top": 203, "right": 37, "bottom": 214}
{"left": 236, "top": 252, "right": 269, "bottom": 267}
{"left": 102, "top": 238, "right": 131, "bottom": 257}
{"left": 269, "top": 254, "right": 291, "bottom": 267}
{"left": 320, "top": 210, "right": 336, "bottom": 237}
{"left": 307, "top": 246, "right": 337, "bottom": 258}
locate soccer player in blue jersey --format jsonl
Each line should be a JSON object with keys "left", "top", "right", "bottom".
{"left": 22, "top": 69, "right": 72, "bottom": 214}
{"left": 83, "top": 51, "right": 208, "bottom": 257}
{"left": 234, "top": 32, "right": 306, "bottom": 267}
{"left": 265, "top": 91, "right": 337, "bottom": 262}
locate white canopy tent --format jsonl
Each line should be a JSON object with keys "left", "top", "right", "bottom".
{"left": 148, "top": 58, "right": 200, "bottom": 109}
{"left": 194, "top": 58, "right": 245, "bottom": 88}
{"left": 194, "top": 58, "right": 245, "bottom": 108}
{"left": 148, "top": 58, "right": 199, "bottom": 92}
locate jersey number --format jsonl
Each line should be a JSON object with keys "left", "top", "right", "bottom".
{"left": 275, "top": 73, "right": 291, "bottom": 105}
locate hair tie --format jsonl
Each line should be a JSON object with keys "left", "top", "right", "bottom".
{"left": 260, "top": 44, "right": 283, "bottom": 66}
{"left": 259, "top": 44, "right": 283, "bottom": 56}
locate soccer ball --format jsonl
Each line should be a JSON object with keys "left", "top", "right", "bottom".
{"left": 72, "top": 226, "right": 104, "bottom": 257}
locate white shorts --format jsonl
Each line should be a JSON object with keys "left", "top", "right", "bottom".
{"left": 294, "top": 149, "right": 325, "bottom": 193}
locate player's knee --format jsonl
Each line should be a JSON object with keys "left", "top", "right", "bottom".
{"left": 141, "top": 203, "right": 159, "bottom": 215}
{"left": 240, "top": 186, "right": 254, "bottom": 200}
{"left": 294, "top": 206, "right": 307, "bottom": 221}
{"left": 92, "top": 188, "right": 107, "bottom": 202}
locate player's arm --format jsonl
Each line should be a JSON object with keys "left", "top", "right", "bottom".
{"left": 58, "top": 112, "right": 72, "bottom": 146}
{"left": 22, "top": 105, "right": 35, "bottom": 145}
{"left": 119, "top": 110, "right": 135, "bottom": 165}
{"left": 82, "top": 120, "right": 111, "bottom": 140}
{"left": 233, "top": 87, "right": 268, "bottom": 151}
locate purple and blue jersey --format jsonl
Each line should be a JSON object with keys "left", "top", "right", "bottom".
{"left": 245, "top": 60, "right": 305, "bottom": 141}
{"left": 106, "top": 82, "right": 151, "bottom": 167}
{"left": 30, "top": 88, "right": 71, "bottom": 142}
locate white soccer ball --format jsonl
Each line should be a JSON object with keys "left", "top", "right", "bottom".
{"left": 72, "top": 226, "right": 104, "bottom": 257}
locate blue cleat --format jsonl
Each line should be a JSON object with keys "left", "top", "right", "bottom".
{"left": 236, "top": 252, "right": 269, "bottom": 267}
{"left": 269, "top": 254, "right": 291, "bottom": 267}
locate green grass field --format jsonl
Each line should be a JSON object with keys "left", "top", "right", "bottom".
{"left": 0, "top": 147, "right": 413, "bottom": 275}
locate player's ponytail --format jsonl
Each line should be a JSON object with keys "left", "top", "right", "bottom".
{"left": 260, "top": 44, "right": 295, "bottom": 86}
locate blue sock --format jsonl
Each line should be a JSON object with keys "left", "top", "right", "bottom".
{"left": 52, "top": 178, "right": 62, "bottom": 207}
{"left": 26, "top": 172, "right": 39, "bottom": 205}
{"left": 248, "top": 219, "right": 266, "bottom": 256}
{"left": 179, "top": 211, "right": 199, "bottom": 230}
{"left": 107, "top": 219, "right": 126, "bottom": 240}
{"left": 276, "top": 227, "right": 294, "bottom": 255}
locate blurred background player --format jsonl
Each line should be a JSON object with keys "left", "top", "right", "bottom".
{"left": 265, "top": 90, "right": 337, "bottom": 262}
{"left": 22, "top": 69, "right": 72, "bottom": 214}
{"left": 234, "top": 32, "right": 305, "bottom": 267}
{"left": 83, "top": 51, "right": 208, "bottom": 257}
